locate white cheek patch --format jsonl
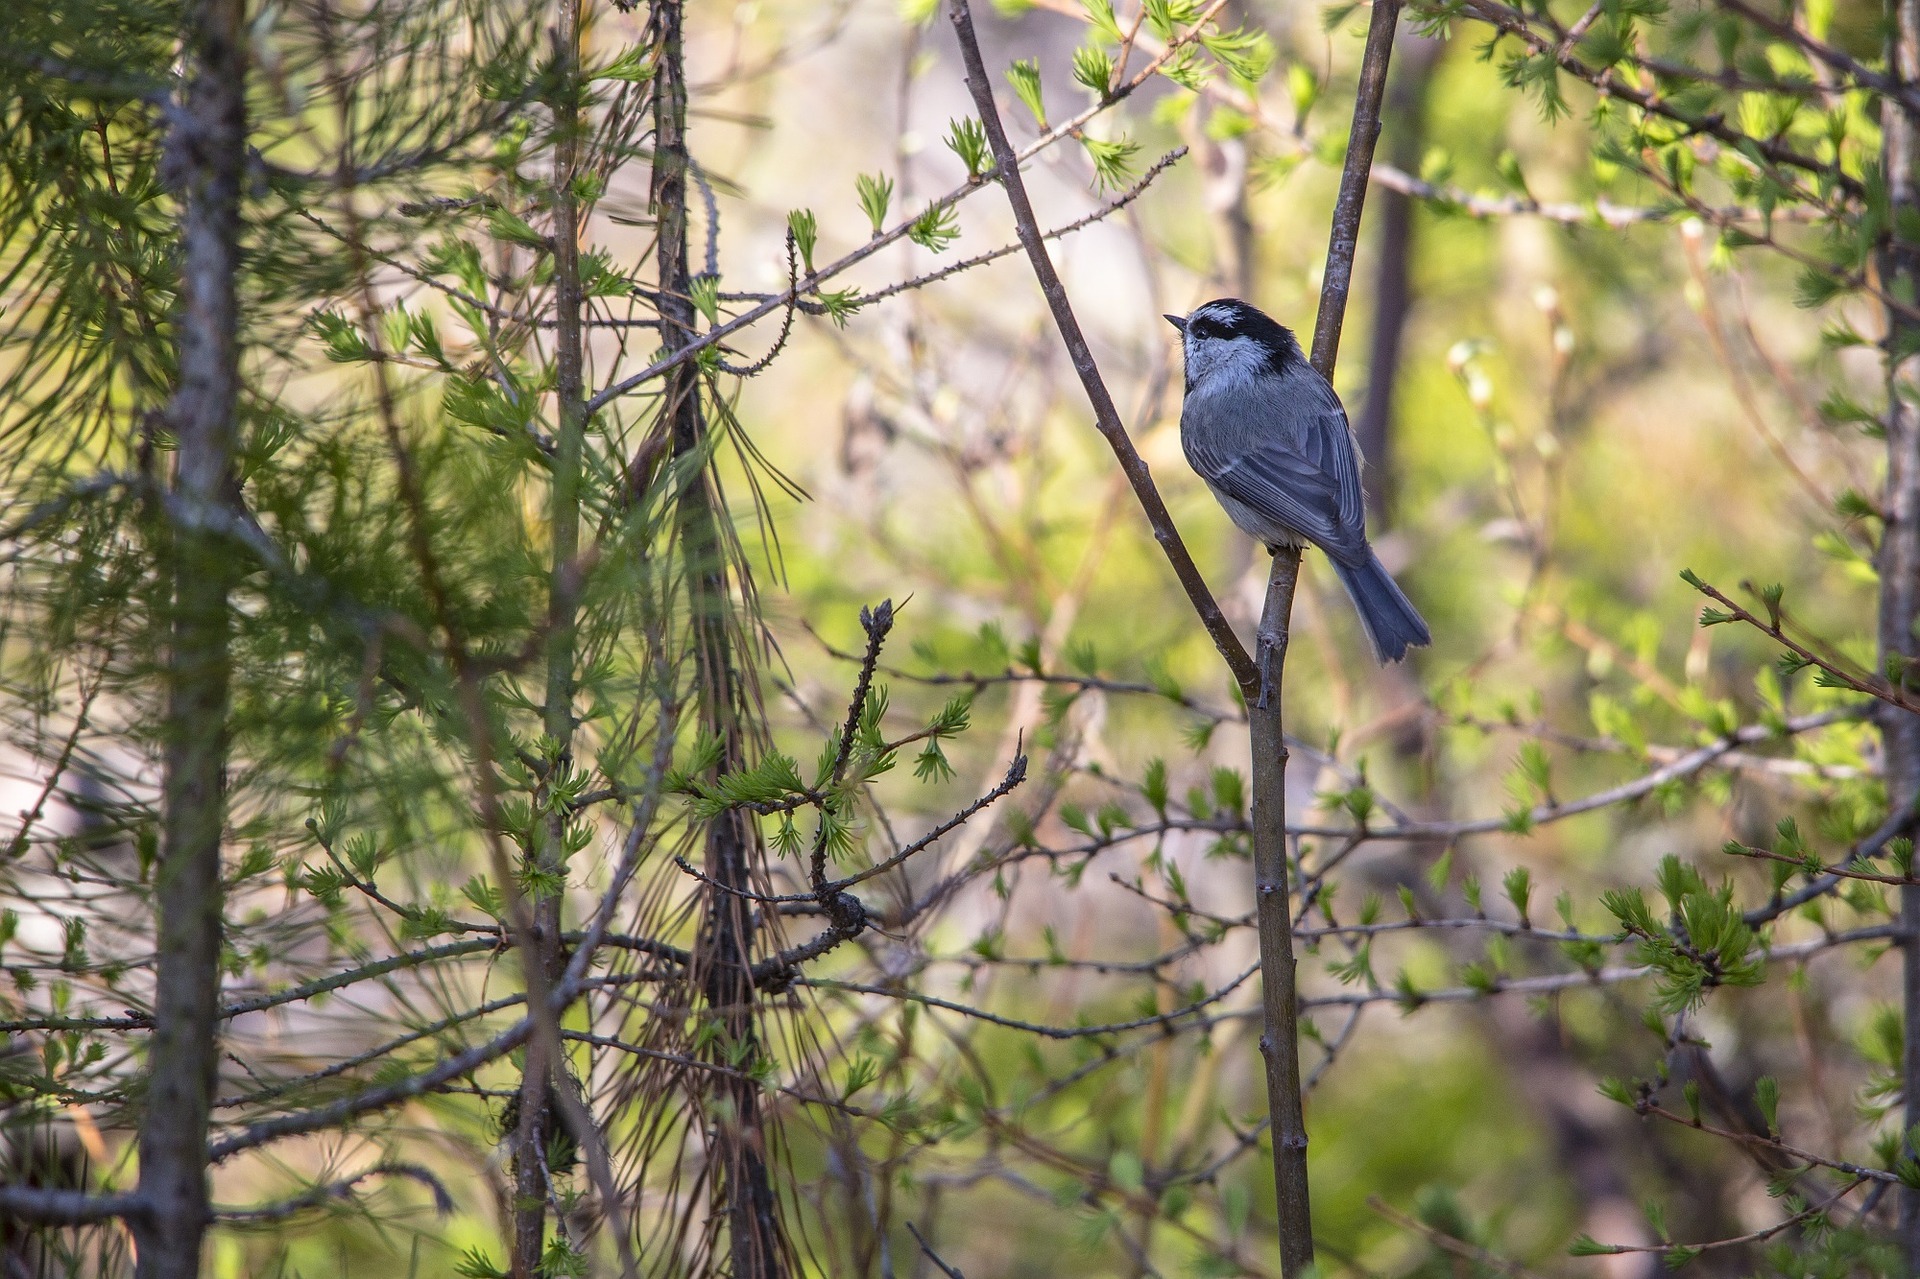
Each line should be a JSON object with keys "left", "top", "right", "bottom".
{"left": 1188, "top": 336, "right": 1268, "bottom": 392}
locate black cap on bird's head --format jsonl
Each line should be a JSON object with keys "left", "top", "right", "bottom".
{"left": 1166, "top": 299, "right": 1303, "bottom": 378}
{"left": 1169, "top": 298, "right": 1297, "bottom": 345}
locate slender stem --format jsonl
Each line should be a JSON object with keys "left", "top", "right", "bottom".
{"left": 1246, "top": 553, "right": 1312, "bottom": 1276}
{"left": 208, "top": 1010, "right": 535, "bottom": 1162}
{"left": 0, "top": 1188, "right": 147, "bottom": 1227}
{"left": 134, "top": 1, "right": 246, "bottom": 1274}
{"left": 512, "top": 0, "right": 587, "bottom": 1267}
{"left": 1881, "top": 0, "right": 1920, "bottom": 1263}
{"left": 544, "top": 0, "right": 587, "bottom": 850}
{"left": 1240, "top": 2, "right": 1407, "bottom": 1272}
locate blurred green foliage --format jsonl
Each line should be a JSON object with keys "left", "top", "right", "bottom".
{"left": 6, "top": 0, "right": 1920, "bottom": 1273}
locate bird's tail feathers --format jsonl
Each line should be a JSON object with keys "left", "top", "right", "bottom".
{"left": 1329, "top": 552, "right": 1430, "bottom": 664}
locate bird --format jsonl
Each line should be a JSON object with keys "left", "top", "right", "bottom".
{"left": 1167, "top": 298, "right": 1430, "bottom": 673}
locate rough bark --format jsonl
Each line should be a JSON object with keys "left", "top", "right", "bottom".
{"left": 651, "top": 2, "right": 784, "bottom": 1273}
{"left": 1883, "top": 0, "right": 1920, "bottom": 1262}
{"left": 134, "top": 0, "right": 247, "bottom": 1274}
{"left": 1246, "top": 551, "right": 1313, "bottom": 1279}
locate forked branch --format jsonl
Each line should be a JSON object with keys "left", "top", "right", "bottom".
{"left": 946, "top": 0, "right": 1409, "bottom": 1272}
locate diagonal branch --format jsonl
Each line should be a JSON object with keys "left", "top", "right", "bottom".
{"left": 944, "top": 0, "right": 1256, "bottom": 694}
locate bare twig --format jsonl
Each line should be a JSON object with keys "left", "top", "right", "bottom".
{"left": 1368, "top": 1196, "right": 1542, "bottom": 1277}
{"left": 1369, "top": 162, "right": 1820, "bottom": 227}
{"left": 1244, "top": 5, "right": 1408, "bottom": 1275}
{"left": 854, "top": 148, "right": 1188, "bottom": 308}
{"left": 944, "top": 0, "right": 1255, "bottom": 692}
{"left": 907, "top": 1221, "right": 967, "bottom": 1278}
{"left": 1684, "top": 571, "right": 1920, "bottom": 714}
{"left": 671, "top": 750, "right": 1029, "bottom": 912}
{"left": 715, "top": 230, "right": 800, "bottom": 377}
{"left": 798, "top": 961, "right": 1257, "bottom": 1040}
{"left": 206, "top": 1009, "right": 534, "bottom": 1162}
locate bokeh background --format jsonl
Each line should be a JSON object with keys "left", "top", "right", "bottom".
{"left": 3, "top": 0, "right": 1907, "bottom": 1274}
{"left": 684, "top": 2, "right": 1889, "bottom": 1271}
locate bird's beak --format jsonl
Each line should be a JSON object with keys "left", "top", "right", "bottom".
{"left": 1163, "top": 314, "right": 1187, "bottom": 333}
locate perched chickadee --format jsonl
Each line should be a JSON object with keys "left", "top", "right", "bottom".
{"left": 1168, "top": 298, "right": 1430, "bottom": 664}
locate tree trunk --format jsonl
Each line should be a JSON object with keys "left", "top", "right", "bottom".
{"left": 511, "top": 0, "right": 588, "bottom": 1269}
{"left": 1883, "top": 0, "right": 1920, "bottom": 1268}
{"left": 650, "top": 2, "right": 784, "bottom": 1273}
{"left": 134, "top": 0, "right": 247, "bottom": 1274}
{"left": 1353, "top": 33, "right": 1442, "bottom": 523}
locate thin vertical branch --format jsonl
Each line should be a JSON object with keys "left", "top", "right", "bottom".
{"left": 135, "top": 0, "right": 247, "bottom": 1274}
{"left": 942, "top": 2, "right": 1371, "bottom": 1273}
{"left": 1880, "top": 0, "right": 1920, "bottom": 1264}
{"left": 1246, "top": 7, "right": 1404, "bottom": 1272}
{"left": 1244, "top": 548, "right": 1312, "bottom": 1278}
{"left": 528, "top": 4, "right": 644, "bottom": 1269}
{"left": 513, "top": 0, "right": 588, "bottom": 1268}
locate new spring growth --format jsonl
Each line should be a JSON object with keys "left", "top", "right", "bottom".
{"left": 787, "top": 209, "right": 817, "bottom": 273}
{"left": 945, "top": 117, "right": 990, "bottom": 179}
{"left": 1287, "top": 62, "right": 1318, "bottom": 116}
{"left": 1006, "top": 59, "right": 1046, "bottom": 126}
{"left": 1503, "top": 866, "right": 1533, "bottom": 927}
{"left": 689, "top": 276, "right": 720, "bottom": 326}
{"left": 1084, "top": 0, "right": 1123, "bottom": 42}
{"left": 1199, "top": 25, "right": 1275, "bottom": 83}
{"left": 908, "top": 203, "right": 960, "bottom": 253}
{"left": 1082, "top": 135, "right": 1141, "bottom": 191}
{"left": 855, "top": 172, "right": 893, "bottom": 236}
{"left": 1071, "top": 44, "right": 1114, "bottom": 96}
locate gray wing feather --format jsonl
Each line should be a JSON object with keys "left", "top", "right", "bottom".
{"left": 1182, "top": 369, "right": 1370, "bottom": 563}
